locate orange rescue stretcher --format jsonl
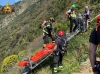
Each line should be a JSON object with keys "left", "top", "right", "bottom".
{"left": 18, "top": 42, "right": 55, "bottom": 74}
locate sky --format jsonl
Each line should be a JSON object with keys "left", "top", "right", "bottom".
{"left": 0, "top": 0, "right": 20, "bottom": 6}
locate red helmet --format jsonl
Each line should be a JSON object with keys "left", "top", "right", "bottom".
{"left": 58, "top": 30, "right": 64, "bottom": 36}
{"left": 97, "top": 15, "right": 100, "bottom": 23}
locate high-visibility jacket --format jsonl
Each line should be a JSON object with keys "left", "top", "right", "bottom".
{"left": 70, "top": 13, "right": 76, "bottom": 18}
{"left": 68, "top": 9, "right": 76, "bottom": 18}
{"left": 43, "top": 22, "right": 52, "bottom": 34}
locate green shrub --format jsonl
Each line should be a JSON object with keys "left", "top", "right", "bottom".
{"left": 18, "top": 50, "right": 28, "bottom": 60}
{"left": 54, "top": 22, "right": 68, "bottom": 32}
{"left": 1, "top": 55, "right": 18, "bottom": 73}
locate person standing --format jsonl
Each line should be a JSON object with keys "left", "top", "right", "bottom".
{"left": 53, "top": 30, "right": 68, "bottom": 74}
{"left": 84, "top": 6, "right": 90, "bottom": 30}
{"left": 41, "top": 17, "right": 55, "bottom": 48}
{"left": 66, "top": 4, "right": 78, "bottom": 33}
{"left": 89, "top": 15, "right": 100, "bottom": 74}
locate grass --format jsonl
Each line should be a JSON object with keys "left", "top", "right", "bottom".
{"left": 29, "top": 31, "right": 89, "bottom": 74}
{"left": 30, "top": 20, "right": 95, "bottom": 74}
{"left": 0, "top": 0, "right": 100, "bottom": 74}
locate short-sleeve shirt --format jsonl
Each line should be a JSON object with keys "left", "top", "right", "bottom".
{"left": 68, "top": 9, "right": 75, "bottom": 14}
{"left": 89, "top": 26, "right": 100, "bottom": 45}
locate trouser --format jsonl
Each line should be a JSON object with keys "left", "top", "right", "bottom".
{"left": 43, "top": 33, "right": 55, "bottom": 46}
{"left": 54, "top": 51, "right": 63, "bottom": 68}
{"left": 69, "top": 18, "right": 78, "bottom": 33}
{"left": 85, "top": 17, "right": 90, "bottom": 30}
{"left": 93, "top": 72, "right": 100, "bottom": 74}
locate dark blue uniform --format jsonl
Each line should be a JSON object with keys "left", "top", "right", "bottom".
{"left": 89, "top": 26, "right": 100, "bottom": 45}
{"left": 43, "top": 21, "right": 55, "bottom": 46}
{"left": 53, "top": 35, "right": 67, "bottom": 73}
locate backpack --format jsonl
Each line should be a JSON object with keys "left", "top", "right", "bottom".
{"left": 56, "top": 34, "right": 68, "bottom": 51}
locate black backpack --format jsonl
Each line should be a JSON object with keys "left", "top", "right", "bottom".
{"left": 57, "top": 34, "right": 68, "bottom": 51}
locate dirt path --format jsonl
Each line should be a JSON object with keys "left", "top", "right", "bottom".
{"left": 73, "top": 58, "right": 93, "bottom": 74}
{"left": 73, "top": 58, "right": 100, "bottom": 74}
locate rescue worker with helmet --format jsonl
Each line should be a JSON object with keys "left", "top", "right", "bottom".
{"left": 41, "top": 17, "right": 55, "bottom": 48}
{"left": 53, "top": 30, "right": 68, "bottom": 74}
{"left": 66, "top": 4, "right": 78, "bottom": 33}
{"left": 89, "top": 15, "right": 100, "bottom": 74}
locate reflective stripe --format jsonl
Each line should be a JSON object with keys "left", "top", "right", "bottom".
{"left": 58, "top": 66, "right": 63, "bottom": 70}
{"left": 44, "top": 24, "right": 50, "bottom": 28}
{"left": 54, "top": 68, "right": 57, "bottom": 72}
{"left": 54, "top": 70, "right": 57, "bottom": 72}
{"left": 52, "top": 41, "right": 55, "bottom": 43}
{"left": 43, "top": 23, "right": 51, "bottom": 34}
{"left": 47, "top": 24, "right": 50, "bottom": 27}
{"left": 43, "top": 29, "right": 48, "bottom": 34}
{"left": 54, "top": 68, "right": 57, "bottom": 70}
{"left": 59, "top": 66, "right": 63, "bottom": 68}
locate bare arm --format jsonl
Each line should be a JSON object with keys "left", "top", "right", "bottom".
{"left": 65, "top": 11, "right": 69, "bottom": 16}
{"left": 41, "top": 21, "right": 46, "bottom": 28}
{"left": 89, "top": 43, "right": 97, "bottom": 68}
{"left": 65, "top": 9, "right": 71, "bottom": 16}
{"left": 54, "top": 45, "right": 57, "bottom": 51}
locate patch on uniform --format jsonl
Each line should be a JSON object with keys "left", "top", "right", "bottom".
{"left": 1, "top": 2, "right": 15, "bottom": 14}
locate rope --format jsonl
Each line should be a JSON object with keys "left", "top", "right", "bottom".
{"left": 90, "top": 14, "right": 100, "bottom": 22}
